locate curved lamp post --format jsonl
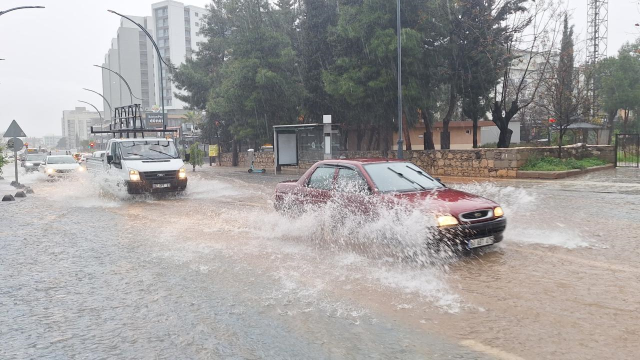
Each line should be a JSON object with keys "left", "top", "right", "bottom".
{"left": 78, "top": 100, "right": 107, "bottom": 150}
{"left": 78, "top": 100, "right": 103, "bottom": 122}
{"left": 83, "top": 88, "right": 113, "bottom": 120}
{"left": 108, "top": 9, "right": 172, "bottom": 130}
{"left": 0, "top": 6, "right": 44, "bottom": 17}
{"left": 93, "top": 64, "right": 142, "bottom": 105}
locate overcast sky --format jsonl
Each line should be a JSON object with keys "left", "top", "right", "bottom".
{"left": 0, "top": 0, "right": 638, "bottom": 138}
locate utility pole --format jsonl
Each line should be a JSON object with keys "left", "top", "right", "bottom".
{"left": 396, "top": 0, "right": 404, "bottom": 159}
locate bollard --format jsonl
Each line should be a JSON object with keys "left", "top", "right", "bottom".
{"left": 2, "top": 194, "right": 15, "bottom": 201}
{"left": 25, "top": 187, "right": 34, "bottom": 194}
{"left": 14, "top": 191, "right": 26, "bottom": 198}
{"left": 10, "top": 181, "right": 25, "bottom": 189}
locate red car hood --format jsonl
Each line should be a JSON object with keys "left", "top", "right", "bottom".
{"left": 386, "top": 188, "right": 498, "bottom": 218}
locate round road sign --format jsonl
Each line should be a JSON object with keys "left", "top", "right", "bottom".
{"left": 7, "top": 137, "right": 24, "bottom": 151}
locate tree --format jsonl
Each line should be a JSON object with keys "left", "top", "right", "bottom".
{"left": 184, "top": 111, "right": 203, "bottom": 129}
{"left": 188, "top": 142, "right": 205, "bottom": 171}
{"left": 299, "top": 0, "right": 338, "bottom": 124}
{"left": 538, "top": 15, "right": 588, "bottom": 157}
{"left": 456, "top": 0, "right": 515, "bottom": 148}
{"left": 57, "top": 137, "right": 67, "bottom": 149}
{"left": 489, "top": 0, "right": 563, "bottom": 148}
{"left": 598, "top": 42, "right": 640, "bottom": 137}
{"left": 0, "top": 145, "right": 5, "bottom": 175}
{"left": 436, "top": 0, "right": 529, "bottom": 149}
{"left": 324, "top": 0, "right": 443, "bottom": 152}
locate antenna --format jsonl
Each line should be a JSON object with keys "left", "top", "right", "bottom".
{"left": 587, "top": 0, "right": 608, "bottom": 118}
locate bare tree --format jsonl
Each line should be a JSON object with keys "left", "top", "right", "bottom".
{"left": 491, "top": 0, "right": 564, "bottom": 147}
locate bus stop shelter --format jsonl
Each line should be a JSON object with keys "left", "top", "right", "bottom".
{"left": 273, "top": 121, "right": 341, "bottom": 173}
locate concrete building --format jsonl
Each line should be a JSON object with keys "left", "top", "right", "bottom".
{"left": 102, "top": 16, "right": 156, "bottom": 113}
{"left": 61, "top": 107, "right": 103, "bottom": 150}
{"left": 101, "top": 1, "right": 207, "bottom": 117}
{"left": 43, "top": 135, "right": 62, "bottom": 148}
{"left": 151, "top": 1, "right": 207, "bottom": 109}
{"left": 387, "top": 121, "right": 520, "bottom": 150}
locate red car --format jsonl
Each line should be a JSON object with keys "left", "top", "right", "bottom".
{"left": 274, "top": 159, "right": 506, "bottom": 250}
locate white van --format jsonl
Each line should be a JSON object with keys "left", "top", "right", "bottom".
{"left": 100, "top": 138, "right": 188, "bottom": 194}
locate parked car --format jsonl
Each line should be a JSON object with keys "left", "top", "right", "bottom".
{"left": 274, "top": 159, "right": 506, "bottom": 250}
{"left": 40, "top": 155, "right": 85, "bottom": 178}
{"left": 21, "top": 153, "right": 47, "bottom": 172}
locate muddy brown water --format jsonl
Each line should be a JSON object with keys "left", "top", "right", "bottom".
{"left": 1, "top": 166, "right": 639, "bottom": 359}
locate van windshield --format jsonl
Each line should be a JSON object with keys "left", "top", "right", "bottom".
{"left": 120, "top": 140, "right": 179, "bottom": 160}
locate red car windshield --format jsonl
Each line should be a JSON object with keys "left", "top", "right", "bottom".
{"left": 364, "top": 162, "right": 443, "bottom": 193}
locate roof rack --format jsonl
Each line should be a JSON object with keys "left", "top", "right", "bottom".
{"left": 90, "top": 104, "right": 177, "bottom": 138}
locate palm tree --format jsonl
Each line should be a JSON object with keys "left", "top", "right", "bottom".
{"left": 183, "top": 111, "right": 203, "bottom": 130}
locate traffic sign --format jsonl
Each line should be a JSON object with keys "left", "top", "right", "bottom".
{"left": 3, "top": 120, "right": 27, "bottom": 138}
{"left": 7, "top": 137, "right": 24, "bottom": 151}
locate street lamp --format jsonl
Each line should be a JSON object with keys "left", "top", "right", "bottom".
{"left": 83, "top": 88, "right": 113, "bottom": 119}
{"left": 93, "top": 64, "right": 142, "bottom": 105}
{"left": 396, "top": 0, "right": 404, "bottom": 159}
{"left": 108, "top": 9, "right": 172, "bottom": 130}
{"left": 78, "top": 100, "right": 105, "bottom": 150}
{"left": 78, "top": 100, "right": 103, "bottom": 122}
{"left": 0, "top": 6, "right": 44, "bottom": 17}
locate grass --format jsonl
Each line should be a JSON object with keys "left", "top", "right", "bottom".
{"left": 520, "top": 157, "right": 608, "bottom": 171}
{"left": 616, "top": 153, "right": 639, "bottom": 164}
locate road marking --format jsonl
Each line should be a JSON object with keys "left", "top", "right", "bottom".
{"left": 511, "top": 247, "right": 640, "bottom": 275}
{"left": 460, "top": 339, "right": 525, "bottom": 360}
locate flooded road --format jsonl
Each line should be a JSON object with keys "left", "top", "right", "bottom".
{"left": 1, "top": 165, "right": 639, "bottom": 359}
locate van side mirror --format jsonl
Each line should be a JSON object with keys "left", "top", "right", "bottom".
{"left": 107, "top": 155, "right": 113, "bottom": 164}
{"left": 184, "top": 153, "right": 191, "bottom": 162}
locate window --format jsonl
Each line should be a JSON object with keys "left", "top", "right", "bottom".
{"left": 364, "top": 162, "right": 443, "bottom": 193}
{"left": 111, "top": 143, "right": 122, "bottom": 162}
{"left": 195, "top": 22, "right": 200, "bottom": 27}
{"left": 307, "top": 167, "right": 335, "bottom": 190}
{"left": 336, "top": 168, "right": 369, "bottom": 194}
{"left": 195, "top": 12, "right": 199, "bottom": 17}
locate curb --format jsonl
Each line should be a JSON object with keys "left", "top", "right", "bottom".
{"left": 516, "top": 164, "right": 614, "bottom": 179}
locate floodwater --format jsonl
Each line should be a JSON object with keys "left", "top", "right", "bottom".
{"left": 1, "top": 164, "right": 639, "bottom": 359}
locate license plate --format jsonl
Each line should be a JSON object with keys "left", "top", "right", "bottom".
{"left": 153, "top": 183, "right": 171, "bottom": 189}
{"left": 468, "top": 236, "right": 494, "bottom": 249}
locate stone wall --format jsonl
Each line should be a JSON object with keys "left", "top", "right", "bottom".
{"left": 219, "top": 151, "right": 274, "bottom": 170}
{"left": 217, "top": 144, "right": 614, "bottom": 178}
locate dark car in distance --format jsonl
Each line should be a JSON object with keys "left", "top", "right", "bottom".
{"left": 274, "top": 159, "right": 506, "bottom": 250}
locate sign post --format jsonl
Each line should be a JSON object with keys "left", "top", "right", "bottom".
{"left": 208, "top": 144, "right": 219, "bottom": 166}
{"left": 323, "top": 115, "right": 332, "bottom": 160}
{"left": 4, "top": 120, "right": 27, "bottom": 187}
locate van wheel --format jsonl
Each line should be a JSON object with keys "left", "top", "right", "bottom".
{"left": 248, "top": 169, "right": 253, "bottom": 173}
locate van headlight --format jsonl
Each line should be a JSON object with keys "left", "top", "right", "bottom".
{"left": 178, "top": 167, "right": 187, "bottom": 179}
{"left": 46, "top": 168, "right": 54, "bottom": 174}
{"left": 436, "top": 215, "right": 459, "bottom": 228}
{"left": 26, "top": 162, "right": 33, "bottom": 166}
{"left": 129, "top": 169, "right": 141, "bottom": 181}
{"left": 494, "top": 206, "right": 504, "bottom": 217}
{"left": 78, "top": 166, "right": 85, "bottom": 172}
